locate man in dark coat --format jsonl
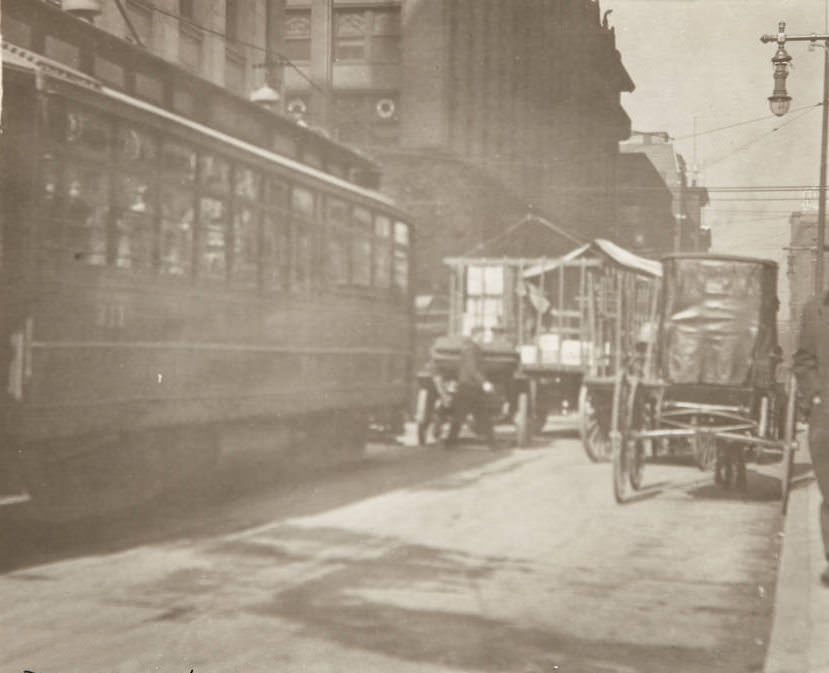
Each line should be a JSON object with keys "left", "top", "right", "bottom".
{"left": 793, "top": 289, "right": 829, "bottom": 585}
{"left": 446, "top": 335, "right": 494, "bottom": 446}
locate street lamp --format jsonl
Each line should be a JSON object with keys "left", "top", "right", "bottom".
{"left": 761, "top": 21, "right": 829, "bottom": 294}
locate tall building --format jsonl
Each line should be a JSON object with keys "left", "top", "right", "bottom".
{"left": 281, "top": 0, "right": 636, "bottom": 294}
{"left": 619, "top": 131, "right": 710, "bottom": 255}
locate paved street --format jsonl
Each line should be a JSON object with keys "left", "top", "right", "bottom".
{"left": 0, "top": 421, "right": 783, "bottom": 673}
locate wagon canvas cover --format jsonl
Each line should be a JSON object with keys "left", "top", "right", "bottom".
{"left": 660, "top": 257, "right": 778, "bottom": 386}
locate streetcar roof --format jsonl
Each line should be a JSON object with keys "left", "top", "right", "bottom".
{"left": 1, "top": 39, "right": 401, "bottom": 212}
{"left": 521, "top": 239, "right": 662, "bottom": 279}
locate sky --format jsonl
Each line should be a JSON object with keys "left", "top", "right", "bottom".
{"left": 603, "top": 0, "right": 827, "bottom": 321}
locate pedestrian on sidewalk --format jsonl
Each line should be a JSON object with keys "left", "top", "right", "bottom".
{"left": 794, "top": 290, "right": 829, "bottom": 586}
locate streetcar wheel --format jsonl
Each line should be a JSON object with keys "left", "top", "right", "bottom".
{"left": 515, "top": 391, "right": 530, "bottom": 447}
{"left": 580, "top": 384, "right": 611, "bottom": 463}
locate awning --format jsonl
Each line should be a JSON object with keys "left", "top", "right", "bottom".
{"left": 522, "top": 239, "right": 662, "bottom": 279}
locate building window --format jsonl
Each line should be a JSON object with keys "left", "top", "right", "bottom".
{"left": 332, "top": 8, "right": 401, "bottom": 64}
{"left": 285, "top": 11, "right": 311, "bottom": 62}
{"left": 335, "top": 11, "right": 367, "bottom": 62}
{"left": 179, "top": 0, "right": 194, "bottom": 20}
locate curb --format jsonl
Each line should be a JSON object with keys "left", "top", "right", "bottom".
{"left": 764, "top": 473, "right": 813, "bottom": 673}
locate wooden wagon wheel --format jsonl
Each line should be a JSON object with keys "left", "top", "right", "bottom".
{"left": 781, "top": 373, "right": 798, "bottom": 514}
{"left": 580, "top": 383, "right": 612, "bottom": 462}
{"left": 515, "top": 390, "right": 531, "bottom": 447}
{"left": 628, "top": 386, "right": 653, "bottom": 492}
{"left": 612, "top": 373, "right": 632, "bottom": 503}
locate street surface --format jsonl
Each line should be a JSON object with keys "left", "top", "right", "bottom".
{"left": 0, "top": 420, "right": 783, "bottom": 673}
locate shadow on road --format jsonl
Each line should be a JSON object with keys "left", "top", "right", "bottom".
{"left": 0, "top": 444, "right": 508, "bottom": 574}
{"left": 686, "top": 467, "right": 781, "bottom": 502}
{"left": 234, "top": 524, "right": 750, "bottom": 673}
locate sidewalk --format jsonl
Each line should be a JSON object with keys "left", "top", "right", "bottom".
{"left": 765, "top": 450, "right": 829, "bottom": 673}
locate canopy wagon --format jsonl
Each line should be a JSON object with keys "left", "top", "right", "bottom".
{"left": 415, "top": 238, "right": 661, "bottom": 447}
{"left": 521, "top": 240, "right": 662, "bottom": 458}
{"left": 610, "top": 254, "right": 798, "bottom": 510}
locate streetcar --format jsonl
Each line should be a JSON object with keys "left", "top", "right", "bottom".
{"left": 0, "top": 7, "right": 414, "bottom": 517}
{"left": 609, "top": 254, "right": 798, "bottom": 511}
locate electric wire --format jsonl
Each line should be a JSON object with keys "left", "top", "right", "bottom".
{"left": 701, "top": 104, "right": 821, "bottom": 170}
{"left": 671, "top": 102, "right": 823, "bottom": 141}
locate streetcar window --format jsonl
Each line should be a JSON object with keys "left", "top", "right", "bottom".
{"left": 199, "top": 153, "right": 231, "bottom": 195}
{"left": 113, "top": 124, "right": 158, "bottom": 271}
{"left": 63, "top": 163, "right": 109, "bottom": 266}
{"left": 161, "top": 141, "right": 196, "bottom": 181}
{"left": 292, "top": 187, "right": 316, "bottom": 291}
{"left": 234, "top": 166, "right": 261, "bottom": 200}
{"left": 114, "top": 174, "right": 155, "bottom": 270}
{"left": 62, "top": 106, "right": 112, "bottom": 160}
{"left": 264, "top": 178, "right": 289, "bottom": 290}
{"left": 39, "top": 158, "right": 62, "bottom": 252}
{"left": 373, "top": 214, "right": 392, "bottom": 289}
{"left": 393, "top": 221, "right": 409, "bottom": 293}
{"left": 393, "top": 220, "right": 409, "bottom": 247}
{"left": 160, "top": 141, "right": 196, "bottom": 277}
{"left": 231, "top": 206, "right": 260, "bottom": 288}
{"left": 116, "top": 125, "right": 158, "bottom": 166}
{"left": 232, "top": 167, "right": 262, "bottom": 288}
{"left": 198, "top": 196, "right": 228, "bottom": 279}
{"left": 160, "top": 185, "right": 194, "bottom": 277}
{"left": 326, "top": 198, "right": 350, "bottom": 287}
{"left": 351, "top": 206, "right": 372, "bottom": 287}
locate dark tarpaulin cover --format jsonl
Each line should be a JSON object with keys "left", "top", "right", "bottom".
{"left": 660, "top": 258, "right": 778, "bottom": 386}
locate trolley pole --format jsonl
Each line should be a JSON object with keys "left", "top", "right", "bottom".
{"left": 761, "top": 22, "right": 829, "bottom": 295}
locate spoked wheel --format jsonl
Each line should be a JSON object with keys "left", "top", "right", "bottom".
{"left": 612, "top": 430, "right": 629, "bottom": 504}
{"left": 781, "top": 374, "right": 798, "bottom": 513}
{"left": 611, "top": 373, "right": 633, "bottom": 504}
{"left": 626, "top": 382, "right": 651, "bottom": 491}
{"left": 579, "top": 384, "right": 612, "bottom": 463}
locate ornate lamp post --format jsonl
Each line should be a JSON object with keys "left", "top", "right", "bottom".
{"left": 762, "top": 22, "right": 829, "bottom": 294}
